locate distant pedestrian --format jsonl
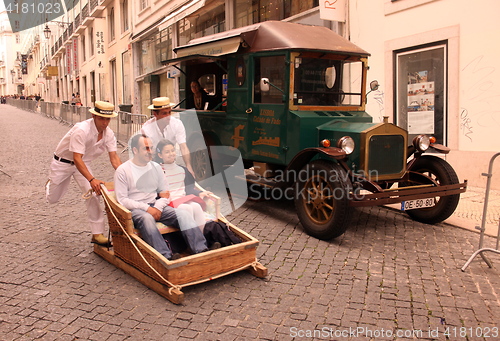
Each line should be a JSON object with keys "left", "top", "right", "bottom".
{"left": 74, "top": 92, "right": 82, "bottom": 106}
{"left": 45, "top": 101, "right": 122, "bottom": 246}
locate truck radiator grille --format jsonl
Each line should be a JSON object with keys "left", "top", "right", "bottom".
{"left": 367, "top": 135, "right": 405, "bottom": 176}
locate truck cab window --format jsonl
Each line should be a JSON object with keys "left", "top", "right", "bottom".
{"left": 254, "top": 55, "right": 286, "bottom": 104}
{"left": 198, "top": 74, "right": 216, "bottom": 95}
{"left": 293, "top": 57, "right": 363, "bottom": 107}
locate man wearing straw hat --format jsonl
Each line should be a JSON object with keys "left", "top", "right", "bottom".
{"left": 46, "top": 101, "right": 122, "bottom": 246}
{"left": 141, "top": 97, "right": 195, "bottom": 177}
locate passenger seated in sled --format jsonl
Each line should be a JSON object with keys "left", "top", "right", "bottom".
{"left": 156, "top": 139, "right": 212, "bottom": 232}
{"left": 114, "top": 134, "right": 209, "bottom": 259}
{"left": 156, "top": 138, "right": 241, "bottom": 252}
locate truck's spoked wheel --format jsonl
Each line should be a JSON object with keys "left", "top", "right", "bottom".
{"left": 303, "top": 174, "right": 335, "bottom": 224}
{"left": 294, "top": 160, "right": 352, "bottom": 240}
{"left": 193, "top": 148, "right": 211, "bottom": 180}
{"left": 190, "top": 138, "right": 212, "bottom": 181}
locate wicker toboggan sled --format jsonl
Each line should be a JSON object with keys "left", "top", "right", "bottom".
{"left": 94, "top": 183, "right": 267, "bottom": 304}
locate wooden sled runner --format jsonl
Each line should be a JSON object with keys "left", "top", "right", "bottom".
{"left": 94, "top": 183, "right": 267, "bottom": 304}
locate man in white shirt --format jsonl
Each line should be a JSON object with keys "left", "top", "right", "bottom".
{"left": 114, "top": 134, "right": 208, "bottom": 259}
{"left": 46, "top": 101, "right": 122, "bottom": 246}
{"left": 141, "top": 97, "right": 195, "bottom": 177}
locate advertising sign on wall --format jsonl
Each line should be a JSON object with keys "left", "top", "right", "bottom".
{"left": 407, "top": 70, "right": 435, "bottom": 134}
{"left": 73, "top": 39, "right": 78, "bottom": 72}
{"left": 66, "top": 44, "right": 72, "bottom": 74}
{"left": 21, "top": 54, "right": 28, "bottom": 74}
{"left": 319, "top": 0, "right": 346, "bottom": 22}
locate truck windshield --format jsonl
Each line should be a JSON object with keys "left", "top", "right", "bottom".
{"left": 293, "top": 57, "right": 363, "bottom": 107}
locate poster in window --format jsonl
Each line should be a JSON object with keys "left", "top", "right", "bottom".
{"left": 407, "top": 70, "right": 434, "bottom": 134}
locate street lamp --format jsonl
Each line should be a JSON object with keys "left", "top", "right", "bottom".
{"left": 43, "top": 24, "right": 51, "bottom": 39}
{"left": 42, "top": 20, "right": 72, "bottom": 39}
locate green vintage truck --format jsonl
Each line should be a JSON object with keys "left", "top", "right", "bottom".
{"left": 163, "top": 20, "right": 467, "bottom": 240}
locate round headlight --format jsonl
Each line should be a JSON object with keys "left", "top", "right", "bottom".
{"left": 413, "top": 134, "right": 431, "bottom": 152}
{"left": 337, "top": 136, "right": 355, "bottom": 154}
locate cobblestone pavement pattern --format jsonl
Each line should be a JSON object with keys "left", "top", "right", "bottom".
{"left": 0, "top": 105, "right": 499, "bottom": 340}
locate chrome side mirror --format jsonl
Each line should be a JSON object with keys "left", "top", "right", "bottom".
{"left": 370, "top": 80, "right": 380, "bottom": 91}
{"left": 366, "top": 80, "right": 380, "bottom": 103}
{"left": 260, "top": 78, "right": 270, "bottom": 92}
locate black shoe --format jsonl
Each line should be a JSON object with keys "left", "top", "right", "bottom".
{"left": 169, "top": 253, "right": 182, "bottom": 260}
{"left": 209, "top": 242, "right": 221, "bottom": 250}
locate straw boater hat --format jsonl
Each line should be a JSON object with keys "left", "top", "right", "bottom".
{"left": 89, "top": 101, "right": 118, "bottom": 118}
{"left": 147, "top": 97, "right": 175, "bottom": 110}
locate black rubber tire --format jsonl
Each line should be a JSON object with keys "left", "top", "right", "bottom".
{"left": 294, "top": 160, "right": 353, "bottom": 240}
{"left": 406, "top": 155, "right": 460, "bottom": 224}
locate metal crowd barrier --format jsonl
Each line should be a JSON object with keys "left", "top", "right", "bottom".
{"left": 462, "top": 152, "right": 500, "bottom": 271}
{"left": 5, "top": 98, "right": 149, "bottom": 147}
{"left": 5, "top": 97, "right": 38, "bottom": 112}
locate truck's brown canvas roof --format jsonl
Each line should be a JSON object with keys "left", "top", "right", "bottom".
{"left": 174, "top": 20, "right": 370, "bottom": 57}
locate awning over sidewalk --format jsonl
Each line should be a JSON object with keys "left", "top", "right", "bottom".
{"left": 175, "top": 36, "right": 242, "bottom": 58}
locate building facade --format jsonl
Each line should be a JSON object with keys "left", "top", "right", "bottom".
{"left": 0, "top": 10, "right": 25, "bottom": 96}
{"left": 7, "top": 0, "right": 500, "bottom": 188}
{"left": 349, "top": 0, "right": 500, "bottom": 188}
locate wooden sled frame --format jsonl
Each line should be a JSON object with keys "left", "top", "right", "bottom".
{"left": 95, "top": 183, "right": 267, "bottom": 304}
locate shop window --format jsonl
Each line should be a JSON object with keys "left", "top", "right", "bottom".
{"left": 155, "top": 27, "right": 172, "bottom": 66}
{"left": 109, "top": 7, "right": 115, "bottom": 42}
{"left": 235, "top": 0, "right": 319, "bottom": 28}
{"left": 121, "top": 0, "right": 129, "bottom": 33}
{"left": 140, "top": 0, "right": 148, "bottom": 11}
{"left": 178, "top": 3, "right": 225, "bottom": 45}
{"left": 89, "top": 27, "right": 94, "bottom": 57}
{"left": 139, "top": 38, "right": 156, "bottom": 75}
{"left": 385, "top": 0, "right": 439, "bottom": 15}
{"left": 81, "top": 35, "right": 86, "bottom": 62}
{"left": 395, "top": 43, "right": 447, "bottom": 144}
{"left": 122, "top": 50, "right": 132, "bottom": 104}
{"left": 139, "top": 28, "right": 171, "bottom": 75}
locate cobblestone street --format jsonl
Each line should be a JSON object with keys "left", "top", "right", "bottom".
{"left": 0, "top": 105, "right": 499, "bottom": 340}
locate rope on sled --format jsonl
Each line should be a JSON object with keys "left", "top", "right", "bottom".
{"left": 82, "top": 188, "right": 93, "bottom": 200}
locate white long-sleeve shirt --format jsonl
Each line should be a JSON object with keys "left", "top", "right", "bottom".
{"left": 54, "top": 118, "right": 117, "bottom": 162}
{"left": 114, "top": 160, "right": 169, "bottom": 211}
{"left": 141, "top": 116, "right": 186, "bottom": 149}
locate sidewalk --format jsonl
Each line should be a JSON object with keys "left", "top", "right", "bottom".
{"left": 446, "top": 185, "right": 500, "bottom": 238}
{"left": 384, "top": 185, "right": 500, "bottom": 239}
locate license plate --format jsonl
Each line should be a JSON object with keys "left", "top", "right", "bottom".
{"left": 401, "top": 198, "right": 435, "bottom": 211}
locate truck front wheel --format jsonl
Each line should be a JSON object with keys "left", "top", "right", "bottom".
{"left": 406, "top": 155, "right": 460, "bottom": 224}
{"left": 294, "top": 160, "right": 353, "bottom": 240}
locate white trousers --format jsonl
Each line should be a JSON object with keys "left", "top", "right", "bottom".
{"left": 46, "top": 158, "right": 105, "bottom": 234}
{"left": 178, "top": 202, "right": 206, "bottom": 232}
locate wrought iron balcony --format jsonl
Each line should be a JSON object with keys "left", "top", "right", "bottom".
{"left": 82, "top": 4, "right": 89, "bottom": 19}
